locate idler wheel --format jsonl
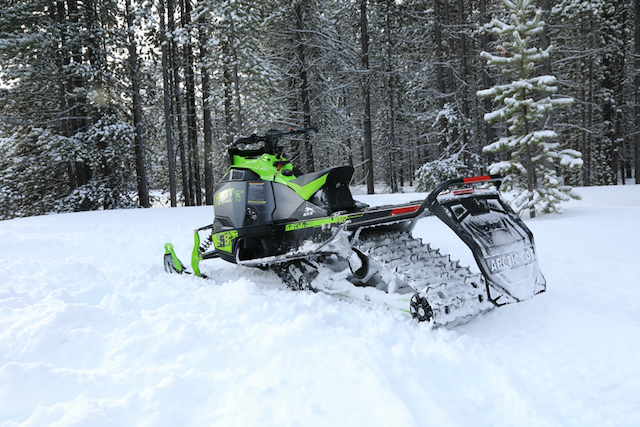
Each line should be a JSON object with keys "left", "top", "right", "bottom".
{"left": 410, "top": 293, "right": 434, "bottom": 322}
{"left": 349, "top": 248, "right": 369, "bottom": 280}
{"left": 298, "top": 274, "right": 313, "bottom": 291}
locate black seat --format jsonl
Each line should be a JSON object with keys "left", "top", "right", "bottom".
{"left": 289, "top": 165, "right": 354, "bottom": 188}
{"left": 293, "top": 166, "right": 356, "bottom": 213}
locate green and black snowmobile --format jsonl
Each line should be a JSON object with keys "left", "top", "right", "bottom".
{"left": 164, "top": 127, "right": 546, "bottom": 327}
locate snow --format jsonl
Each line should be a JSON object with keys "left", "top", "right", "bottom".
{"left": 2, "top": 185, "right": 640, "bottom": 426}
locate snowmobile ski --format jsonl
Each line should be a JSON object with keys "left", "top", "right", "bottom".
{"left": 163, "top": 128, "right": 546, "bottom": 327}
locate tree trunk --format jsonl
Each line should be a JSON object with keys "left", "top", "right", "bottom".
{"left": 294, "top": 4, "right": 314, "bottom": 172}
{"left": 581, "top": 80, "right": 588, "bottom": 187}
{"left": 587, "top": 59, "right": 594, "bottom": 186}
{"left": 386, "top": 0, "right": 397, "bottom": 193}
{"left": 433, "top": 0, "right": 445, "bottom": 107}
{"left": 479, "top": 0, "right": 494, "bottom": 165}
{"left": 612, "top": 107, "right": 620, "bottom": 185}
{"left": 229, "top": 17, "right": 243, "bottom": 135}
{"left": 125, "top": 0, "right": 149, "bottom": 208}
{"left": 168, "top": 0, "right": 191, "bottom": 205}
{"left": 457, "top": 0, "right": 469, "bottom": 156}
{"left": 182, "top": 0, "right": 201, "bottom": 205}
{"left": 66, "top": 0, "right": 87, "bottom": 135}
{"left": 633, "top": 0, "right": 640, "bottom": 184}
{"left": 361, "top": 0, "right": 374, "bottom": 194}
{"left": 538, "top": 0, "right": 553, "bottom": 130}
{"left": 223, "top": 45, "right": 234, "bottom": 145}
{"left": 523, "top": 88, "right": 536, "bottom": 218}
{"left": 344, "top": 92, "right": 354, "bottom": 170}
{"left": 49, "top": 0, "right": 76, "bottom": 191}
{"left": 198, "top": 10, "right": 214, "bottom": 205}
{"left": 66, "top": 0, "right": 91, "bottom": 188}
{"left": 442, "top": 0, "right": 454, "bottom": 100}
{"left": 159, "top": 0, "right": 177, "bottom": 207}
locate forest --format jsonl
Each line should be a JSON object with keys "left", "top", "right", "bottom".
{"left": 1, "top": 0, "right": 639, "bottom": 219}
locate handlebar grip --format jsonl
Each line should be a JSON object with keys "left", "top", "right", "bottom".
{"left": 234, "top": 134, "right": 262, "bottom": 145}
{"left": 233, "top": 127, "right": 318, "bottom": 148}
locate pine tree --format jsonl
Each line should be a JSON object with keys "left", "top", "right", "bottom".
{"left": 478, "top": 0, "right": 582, "bottom": 218}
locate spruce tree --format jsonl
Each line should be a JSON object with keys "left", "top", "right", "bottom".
{"left": 478, "top": 0, "right": 582, "bottom": 218}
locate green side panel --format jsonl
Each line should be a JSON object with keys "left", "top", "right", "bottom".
{"left": 213, "top": 230, "right": 239, "bottom": 253}
{"left": 284, "top": 213, "right": 364, "bottom": 232}
{"left": 286, "top": 174, "right": 329, "bottom": 200}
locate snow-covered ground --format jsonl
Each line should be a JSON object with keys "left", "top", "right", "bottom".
{"left": 1, "top": 185, "right": 639, "bottom": 427}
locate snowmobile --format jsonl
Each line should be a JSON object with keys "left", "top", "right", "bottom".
{"left": 164, "top": 127, "right": 546, "bottom": 327}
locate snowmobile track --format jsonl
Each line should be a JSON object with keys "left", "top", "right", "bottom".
{"left": 353, "top": 229, "right": 495, "bottom": 327}
{"left": 270, "top": 228, "right": 495, "bottom": 327}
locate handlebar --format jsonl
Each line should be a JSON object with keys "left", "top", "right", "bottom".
{"left": 233, "top": 127, "right": 318, "bottom": 153}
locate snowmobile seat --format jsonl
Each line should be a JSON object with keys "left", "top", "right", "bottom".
{"left": 289, "top": 165, "right": 357, "bottom": 213}
{"left": 289, "top": 165, "right": 353, "bottom": 188}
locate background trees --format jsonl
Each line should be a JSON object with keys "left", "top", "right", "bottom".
{"left": 0, "top": 0, "right": 140, "bottom": 218}
{"left": 1, "top": 0, "right": 639, "bottom": 220}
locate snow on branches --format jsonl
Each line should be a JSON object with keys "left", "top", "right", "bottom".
{"left": 415, "top": 155, "right": 467, "bottom": 193}
{"left": 478, "top": 0, "right": 582, "bottom": 217}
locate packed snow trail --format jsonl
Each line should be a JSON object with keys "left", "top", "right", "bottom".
{"left": 1, "top": 186, "right": 639, "bottom": 426}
